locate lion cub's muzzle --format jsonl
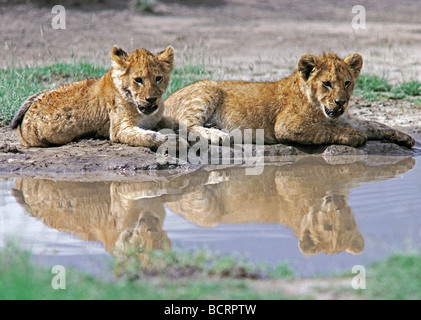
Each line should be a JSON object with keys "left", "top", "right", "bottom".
{"left": 324, "top": 100, "right": 347, "bottom": 119}
{"left": 138, "top": 103, "right": 159, "bottom": 115}
{"left": 324, "top": 106, "right": 344, "bottom": 119}
{"left": 323, "top": 195, "right": 346, "bottom": 209}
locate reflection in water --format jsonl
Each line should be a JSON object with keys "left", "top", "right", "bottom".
{"left": 11, "top": 156, "right": 415, "bottom": 266}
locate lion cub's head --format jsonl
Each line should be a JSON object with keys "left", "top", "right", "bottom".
{"left": 110, "top": 45, "right": 174, "bottom": 115}
{"left": 297, "top": 52, "right": 363, "bottom": 119}
{"left": 298, "top": 195, "right": 364, "bottom": 255}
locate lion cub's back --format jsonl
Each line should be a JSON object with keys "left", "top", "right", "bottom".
{"left": 164, "top": 79, "right": 280, "bottom": 139}
{"left": 17, "top": 78, "right": 109, "bottom": 146}
{"left": 164, "top": 80, "right": 221, "bottom": 120}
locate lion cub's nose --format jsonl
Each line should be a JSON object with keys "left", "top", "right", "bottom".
{"left": 146, "top": 97, "right": 158, "bottom": 104}
{"left": 335, "top": 99, "right": 346, "bottom": 107}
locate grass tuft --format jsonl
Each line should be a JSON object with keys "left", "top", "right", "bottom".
{"left": 356, "top": 74, "right": 393, "bottom": 93}
{"left": 355, "top": 74, "right": 421, "bottom": 100}
{"left": 113, "top": 244, "right": 293, "bottom": 280}
{"left": 396, "top": 80, "right": 421, "bottom": 97}
{"left": 132, "top": 0, "right": 158, "bottom": 13}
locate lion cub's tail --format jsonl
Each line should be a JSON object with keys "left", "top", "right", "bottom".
{"left": 10, "top": 90, "right": 50, "bottom": 129}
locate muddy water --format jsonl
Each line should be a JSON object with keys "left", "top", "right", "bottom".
{"left": 0, "top": 155, "right": 420, "bottom": 277}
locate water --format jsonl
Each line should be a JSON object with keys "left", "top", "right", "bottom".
{"left": 0, "top": 155, "right": 420, "bottom": 277}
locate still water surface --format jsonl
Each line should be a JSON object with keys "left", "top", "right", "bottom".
{"left": 0, "top": 155, "right": 420, "bottom": 277}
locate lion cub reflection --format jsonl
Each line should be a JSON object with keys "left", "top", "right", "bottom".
{"left": 12, "top": 179, "right": 171, "bottom": 258}
{"left": 167, "top": 157, "right": 414, "bottom": 255}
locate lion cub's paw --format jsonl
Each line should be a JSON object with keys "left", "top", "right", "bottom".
{"left": 154, "top": 132, "right": 170, "bottom": 143}
{"left": 160, "top": 133, "right": 189, "bottom": 152}
{"left": 146, "top": 131, "right": 168, "bottom": 149}
{"left": 191, "top": 127, "right": 231, "bottom": 145}
{"left": 390, "top": 130, "right": 416, "bottom": 149}
{"left": 341, "top": 130, "right": 367, "bottom": 148}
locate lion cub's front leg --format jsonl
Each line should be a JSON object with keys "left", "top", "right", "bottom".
{"left": 339, "top": 116, "right": 415, "bottom": 148}
{"left": 112, "top": 125, "right": 168, "bottom": 150}
{"left": 275, "top": 117, "right": 367, "bottom": 147}
{"left": 110, "top": 115, "right": 168, "bottom": 150}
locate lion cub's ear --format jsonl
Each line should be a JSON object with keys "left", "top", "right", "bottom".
{"left": 297, "top": 54, "right": 318, "bottom": 81}
{"left": 299, "top": 229, "right": 320, "bottom": 254}
{"left": 345, "top": 231, "right": 365, "bottom": 255}
{"left": 157, "top": 46, "right": 174, "bottom": 73}
{"left": 111, "top": 45, "right": 129, "bottom": 69}
{"left": 344, "top": 53, "right": 363, "bottom": 79}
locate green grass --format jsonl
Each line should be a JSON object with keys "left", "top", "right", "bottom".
{"left": 361, "top": 253, "right": 421, "bottom": 300}
{"left": 395, "top": 80, "right": 421, "bottom": 97}
{"left": 164, "top": 64, "right": 210, "bottom": 100}
{"left": 356, "top": 74, "right": 393, "bottom": 93}
{"left": 2, "top": 241, "right": 421, "bottom": 300}
{"left": 0, "top": 242, "right": 290, "bottom": 300}
{"left": 355, "top": 74, "right": 421, "bottom": 100}
{"left": 133, "top": 0, "right": 158, "bottom": 13}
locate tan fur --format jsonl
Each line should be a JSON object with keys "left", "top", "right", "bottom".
{"left": 164, "top": 52, "right": 415, "bottom": 148}
{"left": 11, "top": 46, "right": 176, "bottom": 149}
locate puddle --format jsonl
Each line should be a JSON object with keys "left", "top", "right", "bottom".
{"left": 0, "top": 155, "right": 420, "bottom": 277}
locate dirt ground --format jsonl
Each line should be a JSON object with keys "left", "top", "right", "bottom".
{"left": 2, "top": 0, "right": 421, "bottom": 82}
{"left": 1, "top": 0, "right": 421, "bottom": 176}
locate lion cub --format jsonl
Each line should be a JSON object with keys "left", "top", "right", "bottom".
{"left": 164, "top": 52, "right": 415, "bottom": 148}
{"left": 11, "top": 45, "right": 175, "bottom": 149}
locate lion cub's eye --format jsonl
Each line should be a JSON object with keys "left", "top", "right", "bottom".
{"left": 156, "top": 76, "right": 163, "bottom": 84}
{"left": 323, "top": 81, "right": 332, "bottom": 89}
{"left": 345, "top": 81, "right": 351, "bottom": 87}
{"left": 134, "top": 77, "right": 144, "bottom": 85}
